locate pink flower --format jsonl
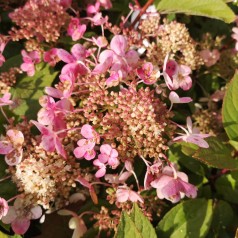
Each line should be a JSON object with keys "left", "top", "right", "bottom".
{"left": 37, "top": 95, "right": 73, "bottom": 128}
{"left": 31, "top": 120, "right": 67, "bottom": 159}
{"left": 57, "top": 44, "right": 89, "bottom": 76}
{"left": 67, "top": 18, "right": 86, "bottom": 41}
{"left": 200, "top": 49, "right": 220, "bottom": 67}
{"left": 0, "top": 129, "right": 24, "bottom": 166}
{"left": 20, "top": 50, "right": 41, "bottom": 77}
{"left": 173, "top": 117, "right": 210, "bottom": 148}
{"left": 169, "top": 91, "right": 192, "bottom": 105}
{"left": 55, "top": 0, "right": 72, "bottom": 8}
{"left": 144, "top": 161, "right": 163, "bottom": 190}
{"left": 163, "top": 56, "right": 192, "bottom": 91}
{"left": 98, "top": 144, "right": 119, "bottom": 168}
{"left": 172, "top": 65, "right": 192, "bottom": 91}
{"left": 43, "top": 48, "right": 59, "bottom": 67}
{"left": 137, "top": 62, "right": 160, "bottom": 85}
{"left": 93, "top": 35, "right": 139, "bottom": 78}
{"left": 93, "top": 159, "right": 107, "bottom": 178}
{"left": 73, "top": 124, "right": 100, "bottom": 160}
{"left": 92, "top": 36, "right": 108, "bottom": 48}
{"left": 0, "top": 197, "right": 9, "bottom": 219}
{"left": 116, "top": 187, "right": 144, "bottom": 203}
{"left": 0, "top": 93, "right": 13, "bottom": 107}
{"left": 45, "top": 72, "right": 76, "bottom": 99}
{"left": 2, "top": 198, "right": 42, "bottom": 235}
{"left": 151, "top": 166, "right": 197, "bottom": 203}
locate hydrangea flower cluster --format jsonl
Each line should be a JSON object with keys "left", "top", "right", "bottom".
{"left": 1, "top": 0, "right": 236, "bottom": 237}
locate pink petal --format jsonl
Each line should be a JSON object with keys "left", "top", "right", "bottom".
{"left": 55, "top": 136, "right": 67, "bottom": 159}
{"left": 179, "top": 96, "right": 193, "bottom": 103}
{"left": 74, "top": 146, "right": 86, "bottom": 159}
{"left": 71, "top": 44, "right": 87, "bottom": 60}
{"left": 179, "top": 76, "right": 192, "bottom": 91}
{"left": 110, "top": 35, "right": 127, "bottom": 56}
{"left": 186, "top": 135, "right": 209, "bottom": 148}
{"left": 125, "top": 50, "right": 139, "bottom": 68}
{"left": 31, "top": 120, "right": 52, "bottom": 136}
{"left": 169, "top": 91, "right": 180, "bottom": 103}
{"left": 129, "top": 191, "right": 144, "bottom": 203}
{"left": 45, "top": 87, "right": 63, "bottom": 98}
{"left": 98, "top": 154, "right": 109, "bottom": 163}
{"left": 1, "top": 207, "right": 17, "bottom": 224}
{"left": 30, "top": 206, "right": 42, "bottom": 219}
{"left": 179, "top": 180, "right": 197, "bottom": 198}
{"left": 12, "top": 217, "right": 30, "bottom": 235}
{"left": 40, "top": 135, "right": 55, "bottom": 152}
{"left": 0, "top": 141, "right": 13, "bottom": 154}
{"left": 166, "top": 60, "right": 178, "bottom": 78}
{"left": 95, "top": 166, "right": 106, "bottom": 178}
{"left": 93, "top": 50, "right": 113, "bottom": 74}
{"left": 180, "top": 65, "right": 191, "bottom": 76}
{"left": 37, "top": 108, "right": 54, "bottom": 125}
{"left": 100, "top": 144, "right": 112, "bottom": 155}
{"left": 116, "top": 188, "right": 129, "bottom": 202}
{"left": 84, "top": 149, "right": 96, "bottom": 160}
{"left": 57, "top": 49, "right": 75, "bottom": 63}
{"left": 81, "top": 124, "right": 94, "bottom": 139}
{"left": 5, "top": 149, "right": 23, "bottom": 166}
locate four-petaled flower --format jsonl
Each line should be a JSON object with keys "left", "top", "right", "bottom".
{"left": 0, "top": 129, "right": 24, "bottom": 166}
{"left": 151, "top": 166, "right": 197, "bottom": 203}
{"left": 116, "top": 187, "right": 144, "bottom": 203}
{"left": 20, "top": 50, "right": 40, "bottom": 77}
{"left": 173, "top": 117, "right": 210, "bottom": 148}
{"left": 2, "top": 198, "right": 42, "bottom": 235}
{"left": 74, "top": 124, "right": 100, "bottom": 160}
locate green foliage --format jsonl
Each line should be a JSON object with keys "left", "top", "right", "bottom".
{"left": 215, "top": 171, "right": 238, "bottom": 204}
{"left": 156, "top": 199, "right": 213, "bottom": 238}
{"left": 222, "top": 72, "right": 238, "bottom": 141}
{"left": 0, "top": 231, "right": 22, "bottom": 238}
{"left": 181, "top": 137, "right": 238, "bottom": 170}
{"left": 11, "top": 63, "right": 58, "bottom": 120}
{"left": 155, "top": 0, "right": 235, "bottom": 23}
{"left": 115, "top": 203, "right": 157, "bottom": 238}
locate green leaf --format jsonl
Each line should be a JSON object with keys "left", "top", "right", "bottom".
{"left": 181, "top": 137, "right": 238, "bottom": 170}
{"left": 0, "top": 55, "right": 22, "bottom": 73}
{"left": 11, "top": 64, "right": 58, "bottom": 120}
{"left": 0, "top": 231, "right": 22, "bottom": 238}
{"left": 115, "top": 204, "right": 157, "bottom": 238}
{"left": 222, "top": 72, "right": 238, "bottom": 141}
{"left": 156, "top": 199, "right": 213, "bottom": 238}
{"left": 155, "top": 0, "right": 235, "bottom": 23}
{"left": 215, "top": 171, "right": 238, "bottom": 204}
{"left": 229, "top": 140, "right": 238, "bottom": 151}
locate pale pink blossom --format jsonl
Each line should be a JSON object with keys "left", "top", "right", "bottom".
{"left": 73, "top": 124, "right": 100, "bottom": 160}
{"left": 0, "top": 37, "right": 7, "bottom": 67}
{"left": 173, "top": 117, "right": 210, "bottom": 148}
{"left": 93, "top": 35, "right": 139, "bottom": 78}
{"left": 2, "top": 198, "right": 42, "bottom": 235}
{"left": 0, "top": 197, "right": 9, "bottom": 219}
{"left": 116, "top": 187, "right": 144, "bottom": 203}
{"left": 92, "top": 36, "right": 108, "bottom": 48}
{"left": 151, "top": 166, "right": 197, "bottom": 203}
{"left": 200, "top": 49, "right": 220, "bottom": 67}
{"left": 45, "top": 72, "right": 76, "bottom": 99}
{"left": 43, "top": 48, "right": 59, "bottom": 67}
{"left": 163, "top": 56, "right": 192, "bottom": 91}
{"left": 37, "top": 95, "right": 73, "bottom": 128}
{"left": 137, "top": 62, "right": 160, "bottom": 85}
{"left": 144, "top": 160, "right": 163, "bottom": 190}
{"left": 20, "top": 50, "right": 40, "bottom": 77}
{"left": 0, "top": 93, "right": 13, "bottom": 107}
{"left": 98, "top": 144, "right": 119, "bottom": 168}
{"left": 67, "top": 18, "right": 86, "bottom": 41}
{"left": 93, "top": 159, "right": 107, "bottom": 178}
{"left": 31, "top": 120, "right": 67, "bottom": 159}
{"left": 57, "top": 44, "right": 89, "bottom": 76}
{"left": 0, "top": 129, "right": 24, "bottom": 166}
